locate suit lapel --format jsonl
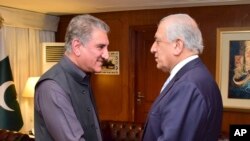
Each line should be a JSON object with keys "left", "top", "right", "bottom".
{"left": 156, "top": 58, "right": 202, "bottom": 103}
{"left": 143, "top": 58, "right": 203, "bottom": 139}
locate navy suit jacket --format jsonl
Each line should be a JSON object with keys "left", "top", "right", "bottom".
{"left": 142, "top": 58, "right": 223, "bottom": 141}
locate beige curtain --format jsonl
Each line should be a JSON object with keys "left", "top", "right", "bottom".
{"left": 0, "top": 6, "right": 59, "bottom": 132}
{"left": 3, "top": 26, "right": 56, "bottom": 91}
{"left": 1, "top": 26, "right": 56, "bottom": 133}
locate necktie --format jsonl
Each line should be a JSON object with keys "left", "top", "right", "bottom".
{"left": 160, "top": 77, "right": 171, "bottom": 93}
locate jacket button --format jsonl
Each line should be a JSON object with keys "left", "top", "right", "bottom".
{"left": 87, "top": 107, "right": 91, "bottom": 111}
{"left": 82, "top": 90, "right": 86, "bottom": 94}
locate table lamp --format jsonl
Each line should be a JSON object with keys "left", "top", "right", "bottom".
{"left": 22, "top": 77, "right": 40, "bottom": 98}
{"left": 22, "top": 76, "right": 40, "bottom": 136}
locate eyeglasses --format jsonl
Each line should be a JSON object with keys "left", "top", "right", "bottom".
{"left": 154, "top": 39, "right": 172, "bottom": 46}
{"left": 154, "top": 38, "right": 181, "bottom": 46}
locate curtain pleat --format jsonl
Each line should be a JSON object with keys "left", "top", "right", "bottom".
{"left": 0, "top": 6, "right": 58, "bottom": 132}
{"left": 1, "top": 26, "right": 56, "bottom": 132}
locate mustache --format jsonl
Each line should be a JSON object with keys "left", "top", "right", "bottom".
{"left": 102, "top": 59, "right": 115, "bottom": 68}
{"left": 99, "top": 58, "right": 108, "bottom": 63}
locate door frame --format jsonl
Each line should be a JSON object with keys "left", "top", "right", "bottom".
{"left": 128, "top": 25, "right": 157, "bottom": 122}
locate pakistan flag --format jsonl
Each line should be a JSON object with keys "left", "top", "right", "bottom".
{"left": 0, "top": 28, "right": 23, "bottom": 131}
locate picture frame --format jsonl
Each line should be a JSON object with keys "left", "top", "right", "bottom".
{"left": 216, "top": 27, "right": 250, "bottom": 111}
{"left": 96, "top": 51, "right": 120, "bottom": 75}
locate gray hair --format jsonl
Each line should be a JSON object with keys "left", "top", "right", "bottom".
{"left": 64, "top": 14, "right": 110, "bottom": 52}
{"left": 160, "top": 14, "right": 204, "bottom": 54}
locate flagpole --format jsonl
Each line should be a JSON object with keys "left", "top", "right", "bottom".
{"left": 0, "top": 15, "right": 3, "bottom": 28}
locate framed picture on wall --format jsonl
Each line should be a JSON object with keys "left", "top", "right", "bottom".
{"left": 216, "top": 27, "right": 250, "bottom": 111}
{"left": 96, "top": 51, "right": 120, "bottom": 75}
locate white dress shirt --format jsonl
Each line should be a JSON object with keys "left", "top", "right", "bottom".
{"left": 160, "top": 55, "right": 199, "bottom": 92}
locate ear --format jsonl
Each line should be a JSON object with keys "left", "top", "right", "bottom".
{"left": 173, "top": 39, "right": 184, "bottom": 55}
{"left": 72, "top": 39, "right": 82, "bottom": 56}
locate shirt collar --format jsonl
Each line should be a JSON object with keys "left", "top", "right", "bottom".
{"left": 62, "top": 55, "right": 90, "bottom": 84}
{"left": 168, "top": 55, "right": 198, "bottom": 81}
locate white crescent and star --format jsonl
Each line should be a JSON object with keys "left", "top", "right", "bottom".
{"left": 0, "top": 81, "right": 14, "bottom": 111}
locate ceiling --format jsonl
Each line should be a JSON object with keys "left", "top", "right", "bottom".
{"left": 0, "top": 0, "right": 250, "bottom": 16}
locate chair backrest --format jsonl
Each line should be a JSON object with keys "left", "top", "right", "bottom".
{"left": 0, "top": 129, "right": 35, "bottom": 141}
{"left": 100, "top": 120, "right": 144, "bottom": 141}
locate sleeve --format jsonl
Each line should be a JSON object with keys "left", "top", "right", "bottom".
{"left": 35, "top": 80, "right": 86, "bottom": 141}
{"left": 158, "top": 82, "right": 207, "bottom": 141}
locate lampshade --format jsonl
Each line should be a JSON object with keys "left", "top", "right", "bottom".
{"left": 22, "top": 77, "right": 40, "bottom": 98}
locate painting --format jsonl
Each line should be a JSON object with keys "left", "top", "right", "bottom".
{"left": 216, "top": 27, "right": 250, "bottom": 110}
{"left": 96, "top": 51, "right": 120, "bottom": 75}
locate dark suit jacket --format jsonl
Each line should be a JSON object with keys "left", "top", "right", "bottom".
{"left": 142, "top": 58, "right": 223, "bottom": 141}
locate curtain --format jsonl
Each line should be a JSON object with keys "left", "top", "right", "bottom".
{"left": 1, "top": 26, "right": 56, "bottom": 132}
{"left": 0, "top": 6, "right": 59, "bottom": 132}
{"left": 3, "top": 27, "right": 55, "bottom": 91}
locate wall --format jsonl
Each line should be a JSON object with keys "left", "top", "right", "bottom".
{"left": 56, "top": 4, "right": 250, "bottom": 135}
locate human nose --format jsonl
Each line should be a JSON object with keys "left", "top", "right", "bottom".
{"left": 102, "top": 48, "right": 109, "bottom": 60}
{"left": 150, "top": 42, "right": 156, "bottom": 54}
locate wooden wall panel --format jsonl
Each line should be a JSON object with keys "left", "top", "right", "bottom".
{"left": 92, "top": 18, "right": 131, "bottom": 120}
{"left": 56, "top": 4, "right": 250, "bottom": 135}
